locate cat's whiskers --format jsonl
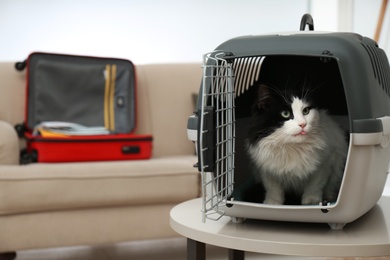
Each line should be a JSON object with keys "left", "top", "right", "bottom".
{"left": 302, "top": 81, "right": 325, "bottom": 102}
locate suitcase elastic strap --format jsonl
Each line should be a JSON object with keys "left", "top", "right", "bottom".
{"left": 104, "top": 64, "right": 117, "bottom": 131}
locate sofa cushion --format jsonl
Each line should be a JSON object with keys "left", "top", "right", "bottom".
{"left": 0, "top": 63, "right": 26, "bottom": 126}
{"left": 136, "top": 64, "right": 202, "bottom": 158}
{"left": 0, "top": 121, "right": 19, "bottom": 165}
{"left": 0, "top": 155, "right": 199, "bottom": 215}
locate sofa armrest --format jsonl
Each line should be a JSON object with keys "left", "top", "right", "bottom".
{"left": 0, "top": 121, "right": 19, "bottom": 165}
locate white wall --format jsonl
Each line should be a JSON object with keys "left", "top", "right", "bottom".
{"left": 352, "top": 0, "right": 381, "bottom": 36}
{"left": 0, "top": 0, "right": 316, "bottom": 64}
{"left": 1, "top": 0, "right": 385, "bottom": 62}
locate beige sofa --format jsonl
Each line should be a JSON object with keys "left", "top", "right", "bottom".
{"left": 0, "top": 61, "right": 201, "bottom": 257}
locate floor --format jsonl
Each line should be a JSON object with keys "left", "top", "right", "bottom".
{"left": 11, "top": 237, "right": 390, "bottom": 260}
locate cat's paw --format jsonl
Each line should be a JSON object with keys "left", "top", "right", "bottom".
{"left": 301, "top": 195, "right": 322, "bottom": 205}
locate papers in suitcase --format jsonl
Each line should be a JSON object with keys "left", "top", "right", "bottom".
{"left": 15, "top": 52, "right": 152, "bottom": 163}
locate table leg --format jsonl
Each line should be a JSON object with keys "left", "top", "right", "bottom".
{"left": 0, "top": 252, "right": 16, "bottom": 260}
{"left": 228, "top": 249, "right": 245, "bottom": 260}
{"left": 187, "top": 238, "right": 206, "bottom": 260}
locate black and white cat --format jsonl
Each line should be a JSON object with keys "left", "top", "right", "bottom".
{"left": 246, "top": 83, "right": 348, "bottom": 205}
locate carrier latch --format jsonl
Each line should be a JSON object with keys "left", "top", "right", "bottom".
{"left": 187, "top": 114, "right": 198, "bottom": 143}
{"left": 352, "top": 116, "right": 390, "bottom": 147}
{"left": 187, "top": 114, "right": 199, "bottom": 168}
{"left": 379, "top": 116, "right": 390, "bottom": 148}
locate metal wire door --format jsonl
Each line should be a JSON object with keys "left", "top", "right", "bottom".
{"left": 197, "top": 51, "right": 265, "bottom": 222}
{"left": 198, "top": 51, "right": 236, "bottom": 222}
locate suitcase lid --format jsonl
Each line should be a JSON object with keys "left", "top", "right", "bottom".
{"left": 22, "top": 52, "right": 136, "bottom": 134}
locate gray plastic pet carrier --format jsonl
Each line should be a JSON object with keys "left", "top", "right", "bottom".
{"left": 187, "top": 14, "right": 390, "bottom": 229}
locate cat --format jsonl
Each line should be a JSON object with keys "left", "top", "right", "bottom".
{"left": 246, "top": 83, "right": 348, "bottom": 205}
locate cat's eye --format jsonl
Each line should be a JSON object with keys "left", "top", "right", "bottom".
{"left": 302, "top": 107, "right": 311, "bottom": 115}
{"left": 281, "top": 110, "right": 291, "bottom": 119}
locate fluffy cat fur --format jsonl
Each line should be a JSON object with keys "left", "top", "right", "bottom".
{"left": 246, "top": 83, "right": 348, "bottom": 205}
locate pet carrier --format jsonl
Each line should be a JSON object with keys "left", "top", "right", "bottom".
{"left": 187, "top": 14, "right": 390, "bottom": 229}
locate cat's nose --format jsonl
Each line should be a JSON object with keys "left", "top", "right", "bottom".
{"left": 299, "top": 122, "right": 306, "bottom": 128}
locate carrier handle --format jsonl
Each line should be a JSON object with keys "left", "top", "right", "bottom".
{"left": 300, "top": 13, "right": 314, "bottom": 31}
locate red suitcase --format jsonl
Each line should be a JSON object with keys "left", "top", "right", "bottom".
{"left": 23, "top": 132, "right": 152, "bottom": 163}
{"left": 16, "top": 52, "right": 153, "bottom": 163}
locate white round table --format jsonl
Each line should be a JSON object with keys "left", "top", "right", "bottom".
{"left": 170, "top": 197, "right": 390, "bottom": 259}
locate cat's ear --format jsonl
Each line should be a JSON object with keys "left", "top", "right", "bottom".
{"left": 256, "top": 84, "right": 273, "bottom": 109}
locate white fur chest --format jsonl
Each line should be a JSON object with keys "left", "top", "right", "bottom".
{"left": 248, "top": 131, "right": 327, "bottom": 180}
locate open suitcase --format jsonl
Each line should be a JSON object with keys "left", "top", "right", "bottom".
{"left": 16, "top": 52, "right": 152, "bottom": 163}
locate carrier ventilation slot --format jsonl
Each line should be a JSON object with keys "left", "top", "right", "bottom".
{"left": 362, "top": 44, "right": 390, "bottom": 96}
{"left": 232, "top": 56, "right": 265, "bottom": 96}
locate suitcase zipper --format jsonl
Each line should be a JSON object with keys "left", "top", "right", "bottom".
{"left": 104, "top": 64, "right": 117, "bottom": 131}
